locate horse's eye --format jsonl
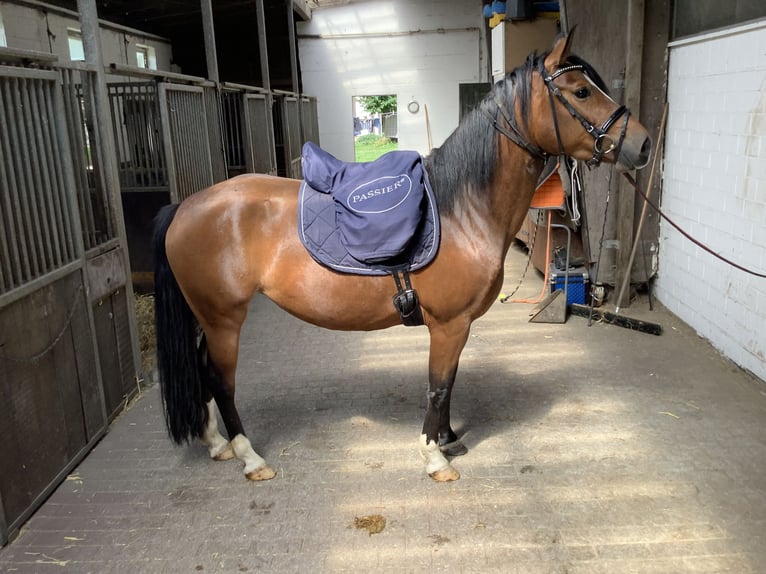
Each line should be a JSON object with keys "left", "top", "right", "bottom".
{"left": 574, "top": 87, "right": 591, "bottom": 99}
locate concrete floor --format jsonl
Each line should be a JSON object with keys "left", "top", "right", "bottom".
{"left": 1, "top": 244, "right": 766, "bottom": 573}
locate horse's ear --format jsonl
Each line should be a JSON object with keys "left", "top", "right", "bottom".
{"left": 545, "top": 26, "right": 576, "bottom": 69}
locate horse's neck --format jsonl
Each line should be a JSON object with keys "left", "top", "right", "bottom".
{"left": 472, "top": 145, "right": 544, "bottom": 254}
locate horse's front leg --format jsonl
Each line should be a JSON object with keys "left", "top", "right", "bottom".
{"left": 202, "top": 323, "right": 276, "bottom": 481}
{"left": 420, "top": 320, "right": 471, "bottom": 482}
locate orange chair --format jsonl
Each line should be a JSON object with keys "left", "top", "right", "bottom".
{"left": 515, "top": 165, "right": 572, "bottom": 304}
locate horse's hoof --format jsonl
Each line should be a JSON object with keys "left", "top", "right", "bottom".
{"left": 439, "top": 440, "right": 468, "bottom": 457}
{"left": 246, "top": 465, "right": 276, "bottom": 481}
{"left": 429, "top": 466, "right": 460, "bottom": 482}
{"left": 212, "top": 446, "right": 235, "bottom": 461}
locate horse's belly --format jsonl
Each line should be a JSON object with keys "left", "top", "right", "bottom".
{"left": 262, "top": 263, "right": 403, "bottom": 332}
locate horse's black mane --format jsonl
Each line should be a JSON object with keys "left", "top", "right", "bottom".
{"left": 424, "top": 50, "right": 607, "bottom": 215}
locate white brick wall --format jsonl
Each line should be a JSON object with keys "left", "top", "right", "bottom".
{"left": 657, "top": 21, "right": 766, "bottom": 382}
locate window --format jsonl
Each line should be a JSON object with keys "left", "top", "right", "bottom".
{"left": 68, "top": 29, "right": 84, "bottom": 61}
{"left": 136, "top": 44, "right": 157, "bottom": 70}
{"left": 673, "top": 0, "right": 766, "bottom": 38}
{"left": 0, "top": 10, "right": 7, "bottom": 47}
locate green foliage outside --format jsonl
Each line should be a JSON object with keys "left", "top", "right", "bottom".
{"left": 356, "top": 95, "right": 397, "bottom": 114}
{"left": 354, "top": 134, "right": 398, "bottom": 162}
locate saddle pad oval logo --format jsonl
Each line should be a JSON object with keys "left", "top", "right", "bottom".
{"left": 346, "top": 174, "right": 413, "bottom": 214}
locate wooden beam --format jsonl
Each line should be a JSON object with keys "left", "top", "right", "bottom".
{"left": 256, "top": 0, "right": 271, "bottom": 92}
{"left": 201, "top": 0, "right": 220, "bottom": 84}
{"left": 614, "top": 0, "right": 644, "bottom": 309}
{"left": 108, "top": 63, "right": 211, "bottom": 85}
{"left": 287, "top": 0, "right": 304, "bottom": 144}
{"left": 0, "top": 46, "right": 58, "bottom": 63}
{"left": 77, "top": 0, "right": 142, "bottom": 380}
{"left": 288, "top": 0, "right": 300, "bottom": 95}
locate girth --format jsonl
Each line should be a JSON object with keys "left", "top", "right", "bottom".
{"left": 390, "top": 267, "right": 424, "bottom": 327}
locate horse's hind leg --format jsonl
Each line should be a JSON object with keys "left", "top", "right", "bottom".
{"left": 200, "top": 397, "right": 234, "bottom": 460}
{"left": 200, "top": 323, "right": 276, "bottom": 481}
{"left": 198, "top": 352, "right": 234, "bottom": 461}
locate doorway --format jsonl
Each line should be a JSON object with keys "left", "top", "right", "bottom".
{"left": 353, "top": 95, "right": 398, "bottom": 161}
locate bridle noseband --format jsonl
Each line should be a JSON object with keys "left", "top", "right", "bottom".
{"left": 486, "top": 60, "right": 631, "bottom": 167}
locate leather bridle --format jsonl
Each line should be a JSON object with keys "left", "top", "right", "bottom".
{"left": 486, "top": 60, "right": 631, "bottom": 167}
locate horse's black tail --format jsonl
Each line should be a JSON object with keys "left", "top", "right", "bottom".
{"left": 153, "top": 204, "right": 207, "bottom": 444}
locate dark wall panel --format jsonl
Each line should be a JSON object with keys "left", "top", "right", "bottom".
{"left": 0, "top": 272, "right": 103, "bottom": 531}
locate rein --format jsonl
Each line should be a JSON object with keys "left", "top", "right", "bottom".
{"left": 622, "top": 172, "right": 766, "bottom": 279}
{"left": 483, "top": 96, "right": 548, "bottom": 162}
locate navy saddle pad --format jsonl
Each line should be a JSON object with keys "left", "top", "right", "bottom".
{"left": 298, "top": 142, "right": 440, "bottom": 276}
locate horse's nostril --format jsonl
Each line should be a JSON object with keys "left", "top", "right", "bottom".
{"left": 640, "top": 137, "right": 652, "bottom": 160}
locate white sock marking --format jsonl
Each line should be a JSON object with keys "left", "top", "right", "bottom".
{"left": 419, "top": 433, "right": 450, "bottom": 475}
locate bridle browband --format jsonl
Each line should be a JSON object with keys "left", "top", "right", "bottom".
{"left": 485, "top": 59, "right": 631, "bottom": 167}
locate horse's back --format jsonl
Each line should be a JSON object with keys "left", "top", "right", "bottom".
{"left": 177, "top": 173, "right": 300, "bottom": 213}
{"left": 172, "top": 173, "right": 300, "bottom": 237}
{"left": 165, "top": 174, "right": 302, "bottom": 306}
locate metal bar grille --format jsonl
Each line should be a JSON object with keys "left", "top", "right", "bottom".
{"left": 301, "top": 96, "right": 320, "bottom": 145}
{"left": 45, "top": 77, "right": 77, "bottom": 261}
{"left": 61, "top": 68, "right": 116, "bottom": 251}
{"left": 0, "top": 69, "right": 78, "bottom": 294}
{"left": 159, "top": 84, "right": 213, "bottom": 202}
{"left": 272, "top": 95, "right": 287, "bottom": 177}
{"left": 222, "top": 89, "right": 246, "bottom": 175}
{"left": 245, "top": 94, "right": 277, "bottom": 176}
{"left": 203, "top": 85, "right": 227, "bottom": 183}
{"left": 38, "top": 77, "right": 69, "bottom": 267}
{"left": 284, "top": 97, "right": 302, "bottom": 179}
{"left": 107, "top": 82, "right": 168, "bottom": 193}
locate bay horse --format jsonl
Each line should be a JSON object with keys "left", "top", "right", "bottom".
{"left": 153, "top": 31, "right": 651, "bottom": 482}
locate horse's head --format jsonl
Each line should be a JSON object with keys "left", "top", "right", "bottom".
{"left": 530, "top": 29, "right": 651, "bottom": 170}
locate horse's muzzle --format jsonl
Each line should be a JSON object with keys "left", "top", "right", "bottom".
{"left": 618, "top": 134, "right": 652, "bottom": 171}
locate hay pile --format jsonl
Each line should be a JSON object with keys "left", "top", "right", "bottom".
{"left": 134, "top": 293, "right": 156, "bottom": 376}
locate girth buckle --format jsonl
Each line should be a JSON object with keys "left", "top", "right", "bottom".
{"left": 391, "top": 268, "right": 424, "bottom": 327}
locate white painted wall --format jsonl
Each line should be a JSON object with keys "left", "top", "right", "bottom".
{"left": 297, "top": 0, "right": 486, "bottom": 161}
{"left": 658, "top": 21, "right": 766, "bottom": 381}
